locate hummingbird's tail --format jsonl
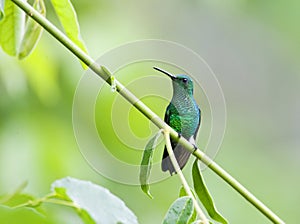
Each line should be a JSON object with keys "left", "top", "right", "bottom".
{"left": 161, "top": 144, "right": 191, "bottom": 175}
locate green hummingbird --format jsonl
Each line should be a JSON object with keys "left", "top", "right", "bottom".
{"left": 153, "top": 67, "right": 201, "bottom": 175}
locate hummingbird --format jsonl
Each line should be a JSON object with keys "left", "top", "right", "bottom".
{"left": 153, "top": 67, "right": 201, "bottom": 175}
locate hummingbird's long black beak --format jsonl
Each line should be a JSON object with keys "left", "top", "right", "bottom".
{"left": 153, "top": 66, "right": 176, "bottom": 80}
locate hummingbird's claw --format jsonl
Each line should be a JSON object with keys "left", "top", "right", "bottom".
{"left": 177, "top": 132, "right": 182, "bottom": 139}
{"left": 192, "top": 144, "right": 198, "bottom": 154}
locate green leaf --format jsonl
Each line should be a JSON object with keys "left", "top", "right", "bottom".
{"left": 18, "top": 0, "right": 46, "bottom": 59}
{"left": 1, "top": 193, "right": 34, "bottom": 207}
{"left": 51, "top": 187, "right": 71, "bottom": 201}
{"left": 163, "top": 196, "right": 194, "bottom": 224}
{"left": 0, "top": 0, "right": 4, "bottom": 21}
{"left": 0, "top": 181, "right": 28, "bottom": 204}
{"left": 179, "top": 186, "right": 187, "bottom": 198}
{"left": 0, "top": 181, "right": 32, "bottom": 207}
{"left": 77, "top": 209, "right": 96, "bottom": 224}
{"left": 192, "top": 159, "right": 228, "bottom": 224}
{"left": 139, "top": 132, "right": 161, "bottom": 199}
{"left": 178, "top": 187, "right": 197, "bottom": 224}
{"left": 0, "top": 0, "right": 25, "bottom": 55}
{"left": 50, "top": 0, "right": 88, "bottom": 69}
{"left": 0, "top": 205, "right": 49, "bottom": 224}
{"left": 51, "top": 177, "right": 138, "bottom": 224}
{"left": 0, "top": 182, "right": 46, "bottom": 215}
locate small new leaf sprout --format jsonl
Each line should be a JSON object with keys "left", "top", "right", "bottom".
{"left": 111, "top": 75, "right": 116, "bottom": 92}
{"left": 100, "top": 65, "right": 116, "bottom": 92}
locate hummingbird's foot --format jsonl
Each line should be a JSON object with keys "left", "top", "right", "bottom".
{"left": 177, "top": 132, "right": 182, "bottom": 139}
{"left": 192, "top": 144, "right": 198, "bottom": 154}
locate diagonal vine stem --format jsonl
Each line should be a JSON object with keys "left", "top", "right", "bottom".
{"left": 10, "top": 0, "right": 285, "bottom": 223}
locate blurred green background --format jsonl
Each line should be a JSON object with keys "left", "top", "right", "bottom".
{"left": 1, "top": 0, "right": 299, "bottom": 223}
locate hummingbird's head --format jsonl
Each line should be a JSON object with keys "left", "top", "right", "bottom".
{"left": 153, "top": 67, "right": 194, "bottom": 95}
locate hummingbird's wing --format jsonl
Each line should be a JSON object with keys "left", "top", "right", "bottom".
{"left": 163, "top": 103, "right": 181, "bottom": 151}
{"left": 193, "top": 107, "right": 201, "bottom": 140}
{"left": 162, "top": 103, "right": 191, "bottom": 174}
{"left": 162, "top": 144, "right": 191, "bottom": 175}
{"left": 164, "top": 103, "right": 180, "bottom": 130}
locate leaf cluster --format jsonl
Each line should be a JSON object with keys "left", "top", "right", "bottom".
{"left": 139, "top": 132, "right": 227, "bottom": 223}
{"left": 0, "top": 177, "right": 138, "bottom": 224}
{"left": 0, "top": 0, "right": 87, "bottom": 66}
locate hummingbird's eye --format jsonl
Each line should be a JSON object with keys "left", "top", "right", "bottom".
{"left": 182, "top": 78, "right": 188, "bottom": 83}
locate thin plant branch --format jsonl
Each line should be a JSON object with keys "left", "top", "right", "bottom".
{"left": 163, "top": 129, "right": 209, "bottom": 224}
{"left": 43, "top": 198, "right": 80, "bottom": 209}
{"left": 12, "top": 192, "right": 57, "bottom": 209}
{"left": 12, "top": 194, "right": 80, "bottom": 210}
{"left": 10, "top": 0, "right": 285, "bottom": 223}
